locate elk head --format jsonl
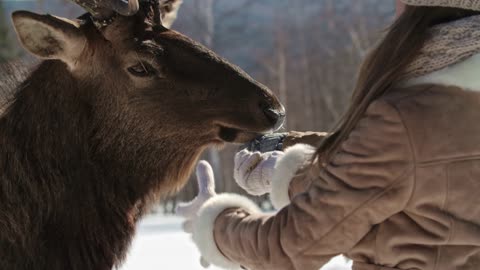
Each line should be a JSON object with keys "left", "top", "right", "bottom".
{"left": 10, "top": 0, "right": 285, "bottom": 151}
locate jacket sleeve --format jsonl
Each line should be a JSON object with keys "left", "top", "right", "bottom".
{"left": 283, "top": 131, "right": 328, "bottom": 148}
{"left": 203, "top": 100, "right": 415, "bottom": 270}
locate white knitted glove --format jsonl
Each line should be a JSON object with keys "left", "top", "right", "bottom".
{"left": 177, "top": 161, "right": 252, "bottom": 270}
{"left": 176, "top": 161, "right": 216, "bottom": 268}
{"left": 234, "top": 149, "right": 285, "bottom": 196}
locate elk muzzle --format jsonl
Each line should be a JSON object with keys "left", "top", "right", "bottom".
{"left": 156, "top": 30, "right": 286, "bottom": 141}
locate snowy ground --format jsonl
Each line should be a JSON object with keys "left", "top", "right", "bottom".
{"left": 120, "top": 214, "right": 352, "bottom": 270}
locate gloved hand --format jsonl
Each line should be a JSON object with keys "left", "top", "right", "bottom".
{"left": 234, "top": 149, "right": 285, "bottom": 196}
{"left": 177, "top": 161, "right": 259, "bottom": 270}
{"left": 176, "top": 161, "right": 216, "bottom": 268}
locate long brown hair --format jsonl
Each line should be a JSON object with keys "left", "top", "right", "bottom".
{"left": 315, "top": 5, "right": 480, "bottom": 165}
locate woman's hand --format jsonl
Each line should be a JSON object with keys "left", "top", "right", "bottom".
{"left": 233, "top": 149, "right": 285, "bottom": 196}
{"left": 176, "top": 161, "right": 216, "bottom": 268}
{"left": 176, "top": 161, "right": 260, "bottom": 270}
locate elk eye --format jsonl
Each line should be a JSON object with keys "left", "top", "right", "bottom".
{"left": 127, "top": 62, "right": 157, "bottom": 77}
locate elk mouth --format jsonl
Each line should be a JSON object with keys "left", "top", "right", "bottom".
{"left": 217, "top": 125, "right": 264, "bottom": 144}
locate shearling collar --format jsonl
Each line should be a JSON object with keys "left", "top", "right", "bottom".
{"left": 403, "top": 53, "right": 480, "bottom": 91}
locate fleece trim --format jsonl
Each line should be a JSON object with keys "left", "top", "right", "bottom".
{"left": 270, "top": 144, "right": 316, "bottom": 209}
{"left": 192, "top": 193, "right": 261, "bottom": 270}
{"left": 403, "top": 53, "right": 480, "bottom": 91}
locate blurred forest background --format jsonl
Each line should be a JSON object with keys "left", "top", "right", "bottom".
{"left": 0, "top": 0, "right": 394, "bottom": 212}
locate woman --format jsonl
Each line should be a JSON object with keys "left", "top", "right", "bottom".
{"left": 178, "top": 1, "right": 480, "bottom": 269}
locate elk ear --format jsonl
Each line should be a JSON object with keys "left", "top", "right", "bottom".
{"left": 161, "top": 0, "right": 183, "bottom": 28}
{"left": 11, "top": 11, "right": 86, "bottom": 68}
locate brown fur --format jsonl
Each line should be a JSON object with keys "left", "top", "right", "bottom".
{"left": 0, "top": 5, "right": 283, "bottom": 270}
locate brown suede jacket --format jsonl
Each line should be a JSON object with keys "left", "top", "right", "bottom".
{"left": 213, "top": 83, "right": 480, "bottom": 270}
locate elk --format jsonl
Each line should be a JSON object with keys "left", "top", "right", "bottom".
{"left": 0, "top": 0, "right": 285, "bottom": 269}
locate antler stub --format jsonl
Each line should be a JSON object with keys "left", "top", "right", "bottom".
{"left": 71, "top": 0, "right": 140, "bottom": 27}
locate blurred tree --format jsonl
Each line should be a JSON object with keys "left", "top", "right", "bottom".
{"left": 0, "top": 1, "right": 18, "bottom": 62}
{"left": 36, "top": 0, "right": 45, "bottom": 12}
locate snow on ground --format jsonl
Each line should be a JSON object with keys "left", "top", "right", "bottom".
{"left": 120, "top": 214, "right": 352, "bottom": 270}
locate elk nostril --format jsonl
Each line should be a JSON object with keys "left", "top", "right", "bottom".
{"left": 259, "top": 99, "right": 286, "bottom": 130}
{"left": 263, "top": 108, "right": 286, "bottom": 125}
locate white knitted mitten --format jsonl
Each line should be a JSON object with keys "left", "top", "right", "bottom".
{"left": 233, "top": 149, "right": 285, "bottom": 196}
{"left": 176, "top": 161, "right": 254, "bottom": 270}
